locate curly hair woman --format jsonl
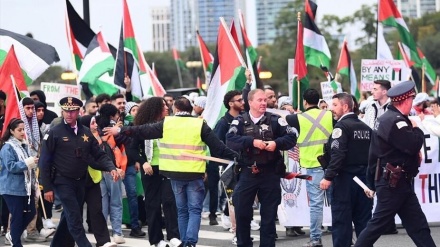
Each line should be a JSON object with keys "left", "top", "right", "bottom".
{"left": 135, "top": 97, "right": 181, "bottom": 247}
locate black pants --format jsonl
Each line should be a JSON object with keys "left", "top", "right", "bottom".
{"left": 331, "top": 173, "right": 372, "bottom": 247}
{"left": 1, "top": 196, "right": 10, "bottom": 232}
{"left": 51, "top": 175, "right": 92, "bottom": 247}
{"left": 3, "top": 194, "right": 36, "bottom": 247}
{"left": 233, "top": 168, "right": 281, "bottom": 247}
{"left": 355, "top": 177, "right": 436, "bottom": 247}
{"left": 206, "top": 162, "right": 220, "bottom": 217}
{"left": 142, "top": 167, "right": 179, "bottom": 245}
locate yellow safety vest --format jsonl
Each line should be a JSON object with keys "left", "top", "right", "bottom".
{"left": 88, "top": 167, "right": 102, "bottom": 183}
{"left": 160, "top": 116, "right": 207, "bottom": 173}
{"left": 297, "top": 109, "right": 333, "bottom": 168}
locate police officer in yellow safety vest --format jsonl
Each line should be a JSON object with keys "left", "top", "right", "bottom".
{"left": 104, "top": 96, "right": 239, "bottom": 247}
{"left": 286, "top": 89, "right": 333, "bottom": 247}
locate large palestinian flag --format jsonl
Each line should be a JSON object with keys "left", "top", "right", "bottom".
{"left": 303, "top": 0, "right": 331, "bottom": 69}
{"left": 78, "top": 31, "right": 118, "bottom": 96}
{"left": 337, "top": 39, "right": 360, "bottom": 100}
{"left": 0, "top": 29, "right": 59, "bottom": 85}
{"left": 239, "top": 10, "right": 263, "bottom": 89}
{"left": 203, "top": 18, "right": 247, "bottom": 128}
{"left": 379, "top": 0, "right": 422, "bottom": 67}
{"left": 293, "top": 15, "right": 309, "bottom": 111}
{"left": 0, "top": 46, "right": 25, "bottom": 135}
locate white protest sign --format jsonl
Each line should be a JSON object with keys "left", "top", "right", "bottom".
{"left": 320, "top": 81, "right": 343, "bottom": 108}
{"left": 41, "top": 82, "right": 81, "bottom": 114}
{"left": 280, "top": 116, "right": 440, "bottom": 226}
{"left": 360, "top": 59, "right": 411, "bottom": 92}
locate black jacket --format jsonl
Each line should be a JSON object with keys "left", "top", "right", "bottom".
{"left": 40, "top": 121, "right": 115, "bottom": 192}
{"left": 324, "top": 113, "right": 371, "bottom": 181}
{"left": 366, "top": 105, "right": 424, "bottom": 189}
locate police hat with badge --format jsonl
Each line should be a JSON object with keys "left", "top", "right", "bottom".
{"left": 387, "top": 80, "right": 416, "bottom": 102}
{"left": 59, "top": 96, "right": 83, "bottom": 111}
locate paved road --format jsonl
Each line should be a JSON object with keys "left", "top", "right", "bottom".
{"left": 3, "top": 210, "right": 440, "bottom": 246}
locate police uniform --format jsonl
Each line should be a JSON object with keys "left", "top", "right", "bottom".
{"left": 355, "top": 81, "right": 436, "bottom": 247}
{"left": 324, "top": 113, "right": 372, "bottom": 247}
{"left": 40, "top": 97, "right": 116, "bottom": 247}
{"left": 226, "top": 112, "right": 297, "bottom": 247}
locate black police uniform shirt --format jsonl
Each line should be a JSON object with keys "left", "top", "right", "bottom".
{"left": 39, "top": 121, "right": 115, "bottom": 192}
{"left": 226, "top": 112, "right": 297, "bottom": 167}
{"left": 324, "top": 113, "right": 372, "bottom": 181}
{"left": 366, "top": 105, "right": 424, "bottom": 189}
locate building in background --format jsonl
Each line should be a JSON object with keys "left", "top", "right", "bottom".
{"left": 394, "top": 0, "right": 440, "bottom": 18}
{"left": 170, "top": 0, "right": 197, "bottom": 51}
{"left": 151, "top": 6, "right": 171, "bottom": 52}
{"left": 254, "top": 0, "right": 290, "bottom": 45}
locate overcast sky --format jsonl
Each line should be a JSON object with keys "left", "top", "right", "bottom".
{"left": 0, "top": 0, "right": 376, "bottom": 69}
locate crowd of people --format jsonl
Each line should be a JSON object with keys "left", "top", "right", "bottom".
{"left": 0, "top": 73, "right": 438, "bottom": 247}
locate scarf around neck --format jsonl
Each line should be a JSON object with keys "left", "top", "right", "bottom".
{"left": 5, "top": 137, "right": 38, "bottom": 202}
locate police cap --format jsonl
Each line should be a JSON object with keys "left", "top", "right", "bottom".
{"left": 387, "top": 80, "right": 416, "bottom": 102}
{"left": 59, "top": 96, "right": 83, "bottom": 111}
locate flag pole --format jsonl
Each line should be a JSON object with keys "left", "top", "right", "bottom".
{"left": 297, "top": 12, "right": 301, "bottom": 110}
{"left": 173, "top": 48, "right": 184, "bottom": 88}
{"left": 421, "top": 64, "right": 426, "bottom": 93}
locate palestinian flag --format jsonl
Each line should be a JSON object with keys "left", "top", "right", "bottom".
{"left": 239, "top": 10, "right": 263, "bottom": 89}
{"left": 418, "top": 48, "right": 437, "bottom": 85}
{"left": 196, "top": 30, "right": 214, "bottom": 84}
{"left": 0, "top": 46, "right": 25, "bottom": 135}
{"left": 230, "top": 19, "right": 240, "bottom": 49}
{"left": 0, "top": 29, "right": 59, "bottom": 86}
{"left": 203, "top": 18, "right": 247, "bottom": 128}
{"left": 172, "top": 48, "right": 187, "bottom": 71}
{"left": 376, "top": 23, "right": 394, "bottom": 60}
{"left": 379, "top": 0, "right": 422, "bottom": 67}
{"left": 293, "top": 15, "right": 309, "bottom": 111}
{"left": 114, "top": 0, "right": 148, "bottom": 100}
{"left": 337, "top": 39, "right": 360, "bottom": 100}
{"left": 78, "top": 31, "right": 118, "bottom": 96}
{"left": 304, "top": 0, "right": 331, "bottom": 69}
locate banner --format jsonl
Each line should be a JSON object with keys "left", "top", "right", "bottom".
{"left": 41, "top": 82, "right": 81, "bottom": 114}
{"left": 280, "top": 116, "right": 440, "bottom": 226}
{"left": 360, "top": 59, "right": 411, "bottom": 92}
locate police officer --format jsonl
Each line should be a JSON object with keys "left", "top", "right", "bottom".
{"left": 319, "top": 93, "right": 373, "bottom": 247}
{"left": 355, "top": 81, "right": 436, "bottom": 247}
{"left": 226, "top": 89, "right": 297, "bottom": 247}
{"left": 40, "top": 96, "right": 119, "bottom": 247}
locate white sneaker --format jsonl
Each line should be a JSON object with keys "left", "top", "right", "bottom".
{"left": 221, "top": 214, "right": 231, "bottom": 230}
{"left": 40, "top": 228, "right": 56, "bottom": 238}
{"left": 43, "top": 218, "right": 57, "bottom": 229}
{"left": 157, "top": 240, "right": 170, "bottom": 247}
{"left": 5, "top": 232, "right": 12, "bottom": 246}
{"left": 112, "top": 234, "right": 125, "bottom": 244}
{"left": 232, "top": 235, "right": 237, "bottom": 245}
{"left": 250, "top": 220, "right": 260, "bottom": 231}
{"left": 100, "top": 242, "right": 118, "bottom": 247}
{"left": 201, "top": 211, "right": 210, "bottom": 219}
{"left": 169, "top": 238, "right": 182, "bottom": 247}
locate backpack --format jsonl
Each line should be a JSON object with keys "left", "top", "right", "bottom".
{"left": 100, "top": 134, "right": 127, "bottom": 171}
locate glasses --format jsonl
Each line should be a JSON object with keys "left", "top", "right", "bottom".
{"left": 230, "top": 98, "right": 244, "bottom": 103}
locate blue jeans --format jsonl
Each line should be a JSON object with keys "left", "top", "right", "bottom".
{"left": 123, "top": 165, "right": 139, "bottom": 229}
{"left": 305, "top": 167, "right": 325, "bottom": 241}
{"left": 171, "top": 178, "right": 205, "bottom": 246}
{"left": 100, "top": 172, "right": 123, "bottom": 235}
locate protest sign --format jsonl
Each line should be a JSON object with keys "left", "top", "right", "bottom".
{"left": 41, "top": 82, "right": 81, "bottom": 114}
{"left": 360, "top": 59, "right": 411, "bottom": 91}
